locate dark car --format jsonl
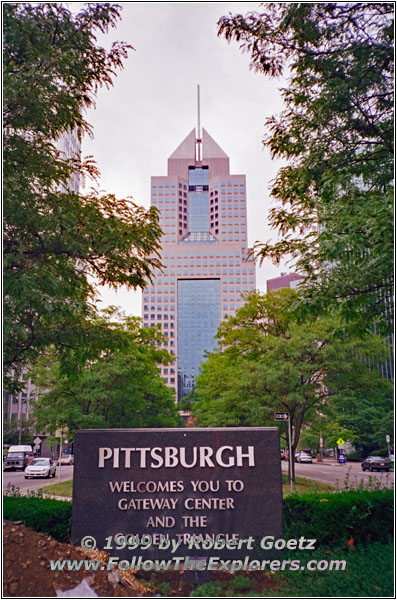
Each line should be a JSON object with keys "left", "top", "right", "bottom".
{"left": 3, "top": 451, "right": 33, "bottom": 471}
{"left": 361, "top": 456, "right": 391, "bottom": 472}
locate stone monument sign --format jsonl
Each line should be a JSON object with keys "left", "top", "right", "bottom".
{"left": 72, "top": 427, "right": 283, "bottom": 561}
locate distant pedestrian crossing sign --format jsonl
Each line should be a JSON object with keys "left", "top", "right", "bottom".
{"left": 337, "top": 438, "right": 345, "bottom": 446}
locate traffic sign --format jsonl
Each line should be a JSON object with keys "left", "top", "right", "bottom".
{"left": 386, "top": 434, "right": 390, "bottom": 443}
{"left": 274, "top": 412, "right": 289, "bottom": 421}
{"left": 33, "top": 444, "right": 40, "bottom": 452}
{"left": 336, "top": 438, "right": 345, "bottom": 446}
{"left": 33, "top": 437, "right": 41, "bottom": 445}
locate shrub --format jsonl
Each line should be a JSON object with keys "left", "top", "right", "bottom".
{"left": 190, "top": 581, "right": 223, "bottom": 597}
{"left": 3, "top": 488, "right": 393, "bottom": 551}
{"left": 3, "top": 495, "right": 72, "bottom": 542}
{"left": 371, "top": 448, "right": 388, "bottom": 457}
{"left": 283, "top": 489, "right": 393, "bottom": 546}
{"left": 227, "top": 574, "right": 251, "bottom": 592}
{"left": 346, "top": 450, "right": 363, "bottom": 462}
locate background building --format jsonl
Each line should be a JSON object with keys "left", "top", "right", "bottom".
{"left": 143, "top": 120, "right": 256, "bottom": 400}
{"left": 267, "top": 272, "right": 303, "bottom": 292}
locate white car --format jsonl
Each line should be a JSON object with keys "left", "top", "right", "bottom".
{"left": 57, "top": 454, "right": 74, "bottom": 465}
{"left": 295, "top": 452, "right": 313, "bottom": 463}
{"left": 25, "top": 458, "right": 57, "bottom": 479}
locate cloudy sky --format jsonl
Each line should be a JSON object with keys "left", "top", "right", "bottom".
{"left": 80, "top": 2, "right": 290, "bottom": 316}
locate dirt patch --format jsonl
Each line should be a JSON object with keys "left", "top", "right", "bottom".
{"left": 3, "top": 521, "right": 280, "bottom": 597}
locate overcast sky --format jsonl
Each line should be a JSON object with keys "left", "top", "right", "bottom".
{"left": 80, "top": 2, "right": 290, "bottom": 316}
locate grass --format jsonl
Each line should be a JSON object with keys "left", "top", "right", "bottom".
{"left": 282, "top": 472, "right": 333, "bottom": 496}
{"left": 190, "top": 542, "right": 394, "bottom": 597}
{"left": 38, "top": 478, "right": 73, "bottom": 497}
{"left": 265, "top": 541, "right": 394, "bottom": 597}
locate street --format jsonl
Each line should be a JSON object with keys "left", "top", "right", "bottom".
{"left": 4, "top": 460, "right": 394, "bottom": 496}
{"left": 282, "top": 459, "right": 394, "bottom": 488}
{"left": 3, "top": 465, "right": 74, "bottom": 495}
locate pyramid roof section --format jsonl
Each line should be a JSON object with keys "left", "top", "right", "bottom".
{"left": 202, "top": 128, "right": 228, "bottom": 159}
{"left": 168, "top": 128, "right": 196, "bottom": 160}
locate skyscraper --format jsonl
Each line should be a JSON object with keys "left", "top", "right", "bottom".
{"left": 143, "top": 104, "right": 256, "bottom": 401}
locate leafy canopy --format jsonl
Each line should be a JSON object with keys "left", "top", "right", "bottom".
{"left": 192, "top": 290, "right": 392, "bottom": 475}
{"left": 4, "top": 3, "right": 163, "bottom": 385}
{"left": 219, "top": 3, "right": 394, "bottom": 333}
{"left": 30, "top": 310, "right": 181, "bottom": 436}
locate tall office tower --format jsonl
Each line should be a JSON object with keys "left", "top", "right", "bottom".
{"left": 143, "top": 110, "right": 256, "bottom": 401}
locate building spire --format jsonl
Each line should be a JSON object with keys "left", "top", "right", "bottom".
{"left": 197, "top": 84, "right": 201, "bottom": 139}
{"left": 195, "top": 84, "right": 202, "bottom": 163}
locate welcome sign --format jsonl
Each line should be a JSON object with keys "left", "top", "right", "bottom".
{"left": 71, "top": 427, "right": 283, "bottom": 560}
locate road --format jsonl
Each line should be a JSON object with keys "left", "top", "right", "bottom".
{"left": 4, "top": 461, "right": 393, "bottom": 495}
{"left": 281, "top": 459, "right": 394, "bottom": 489}
{"left": 3, "top": 465, "right": 74, "bottom": 495}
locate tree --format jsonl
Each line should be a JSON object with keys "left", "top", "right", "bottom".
{"left": 30, "top": 311, "right": 182, "bottom": 436}
{"left": 328, "top": 385, "right": 393, "bottom": 455}
{"left": 218, "top": 3, "right": 394, "bottom": 334}
{"left": 192, "top": 289, "right": 392, "bottom": 479}
{"left": 3, "top": 420, "right": 34, "bottom": 446}
{"left": 4, "top": 3, "right": 163, "bottom": 387}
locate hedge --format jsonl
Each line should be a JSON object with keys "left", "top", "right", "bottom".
{"left": 283, "top": 489, "right": 394, "bottom": 546}
{"left": 3, "top": 489, "right": 393, "bottom": 548}
{"left": 3, "top": 496, "right": 72, "bottom": 542}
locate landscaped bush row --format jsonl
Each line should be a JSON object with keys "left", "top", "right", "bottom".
{"left": 3, "top": 496, "right": 72, "bottom": 542}
{"left": 3, "top": 489, "right": 393, "bottom": 547}
{"left": 283, "top": 489, "right": 394, "bottom": 546}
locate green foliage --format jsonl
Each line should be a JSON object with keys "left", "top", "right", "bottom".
{"left": 282, "top": 473, "right": 332, "bottom": 497}
{"left": 193, "top": 290, "right": 392, "bottom": 478}
{"left": 38, "top": 479, "right": 73, "bottom": 498}
{"left": 283, "top": 489, "right": 393, "bottom": 546}
{"left": 190, "top": 581, "right": 223, "bottom": 597}
{"left": 329, "top": 386, "right": 393, "bottom": 454}
{"left": 346, "top": 450, "right": 364, "bottom": 462}
{"left": 3, "top": 419, "right": 33, "bottom": 445}
{"left": 219, "top": 3, "right": 394, "bottom": 334}
{"left": 4, "top": 3, "right": 163, "bottom": 387}
{"left": 335, "top": 467, "right": 392, "bottom": 493}
{"left": 3, "top": 495, "right": 72, "bottom": 542}
{"left": 226, "top": 575, "right": 251, "bottom": 592}
{"left": 272, "top": 542, "right": 394, "bottom": 598}
{"left": 298, "top": 419, "right": 353, "bottom": 455}
{"left": 30, "top": 310, "right": 181, "bottom": 435}
{"left": 156, "top": 582, "right": 171, "bottom": 596}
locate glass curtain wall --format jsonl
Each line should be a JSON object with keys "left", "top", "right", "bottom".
{"left": 177, "top": 278, "right": 221, "bottom": 400}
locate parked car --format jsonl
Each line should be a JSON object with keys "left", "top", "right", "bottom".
{"left": 57, "top": 454, "right": 74, "bottom": 465}
{"left": 361, "top": 456, "right": 390, "bottom": 472}
{"left": 25, "top": 458, "right": 57, "bottom": 479}
{"left": 4, "top": 445, "right": 34, "bottom": 471}
{"left": 295, "top": 451, "right": 313, "bottom": 464}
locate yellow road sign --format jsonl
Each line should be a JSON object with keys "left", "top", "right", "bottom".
{"left": 337, "top": 438, "right": 345, "bottom": 446}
